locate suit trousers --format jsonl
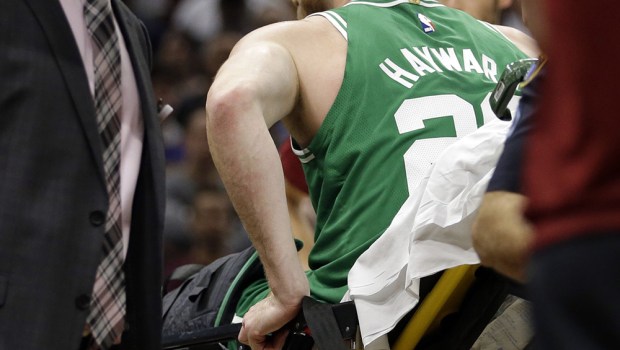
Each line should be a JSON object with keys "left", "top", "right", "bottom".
{"left": 528, "top": 231, "right": 620, "bottom": 349}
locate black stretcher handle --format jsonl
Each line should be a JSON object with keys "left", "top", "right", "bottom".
{"left": 162, "top": 323, "right": 242, "bottom": 349}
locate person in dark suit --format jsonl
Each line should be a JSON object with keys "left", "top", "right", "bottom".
{"left": 0, "top": 0, "right": 165, "bottom": 349}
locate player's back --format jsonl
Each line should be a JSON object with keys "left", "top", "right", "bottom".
{"left": 234, "top": 1, "right": 529, "bottom": 314}
{"left": 293, "top": 0, "right": 529, "bottom": 304}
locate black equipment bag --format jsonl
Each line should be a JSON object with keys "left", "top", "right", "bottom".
{"left": 162, "top": 245, "right": 264, "bottom": 342}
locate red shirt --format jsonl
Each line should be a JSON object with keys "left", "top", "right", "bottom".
{"left": 524, "top": 0, "right": 620, "bottom": 249}
{"left": 279, "top": 139, "right": 309, "bottom": 194}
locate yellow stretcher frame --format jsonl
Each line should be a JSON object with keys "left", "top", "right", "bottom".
{"left": 393, "top": 264, "right": 479, "bottom": 350}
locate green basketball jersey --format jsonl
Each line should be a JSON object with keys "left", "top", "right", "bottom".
{"left": 236, "top": 0, "right": 526, "bottom": 315}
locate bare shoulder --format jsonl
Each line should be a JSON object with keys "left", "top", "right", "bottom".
{"left": 233, "top": 16, "right": 341, "bottom": 53}
{"left": 493, "top": 25, "right": 540, "bottom": 58}
{"left": 218, "top": 15, "right": 346, "bottom": 145}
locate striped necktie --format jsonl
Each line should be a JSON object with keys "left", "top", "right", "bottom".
{"left": 83, "top": 0, "right": 125, "bottom": 347}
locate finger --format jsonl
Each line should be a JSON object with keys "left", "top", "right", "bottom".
{"left": 269, "top": 329, "right": 289, "bottom": 350}
{"left": 248, "top": 334, "right": 267, "bottom": 350}
{"left": 238, "top": 321, "right": 249, "bottom": 345}
{"left": 244, "top": 323, "right": 267, "bottom": 350}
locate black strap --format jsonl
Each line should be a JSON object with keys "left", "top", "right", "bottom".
{"left": 162, "top": 323, "right": 242, "bottom": 350}
{"left": 302, "top": 297, "right": 349, "bottom": 350}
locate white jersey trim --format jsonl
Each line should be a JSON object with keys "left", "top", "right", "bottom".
{"left": 326, "top": 10, "right": 348, "bottom": 29}
{"left": 309, "top": 11, "right": 348, "bottom": 41}
{"left": 310, "top": 2, "right": 445, "bottom": 41}
{"left": 345, "top": 0, "right": 444, "bottom": 9}
{"left": 290, "top": 138, "right": 316, "bottom": 164}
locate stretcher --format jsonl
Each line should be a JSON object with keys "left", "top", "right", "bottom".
{"left": 162, "top": 265, "right": 511, "bottom": 350}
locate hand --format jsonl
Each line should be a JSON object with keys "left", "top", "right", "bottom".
{"left": 238, "top": 292, "right": 302, "bottom": 349}
{"left": 472, "top": 192, "right": 533, "bottom": 283}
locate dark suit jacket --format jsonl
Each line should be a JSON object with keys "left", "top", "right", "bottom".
{"left": 0, "top": 0, "right": 165, "bottom": 349}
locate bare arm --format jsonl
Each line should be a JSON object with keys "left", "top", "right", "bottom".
{"left": 494, "top": 25, "right": 540, "bottom": 58}
{"left": 206, "top": 25, "right": 309, "bottom": 348}
{"left": 472, "top": 191, "right": 533, "bottom": 282}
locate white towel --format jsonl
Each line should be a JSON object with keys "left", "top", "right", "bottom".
{"left": 347, "top": 118, "right": 511, "bottom": 349}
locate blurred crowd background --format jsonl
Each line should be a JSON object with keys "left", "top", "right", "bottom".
{"left": 121, "top": 0, "right": 528, "bottom": 281}
{"left": 120, "top": 0, "right": 298, "bottom": 281}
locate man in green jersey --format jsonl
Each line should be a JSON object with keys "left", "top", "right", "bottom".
{"left": 206, "top": 0, "right": 535, "bottom": 348}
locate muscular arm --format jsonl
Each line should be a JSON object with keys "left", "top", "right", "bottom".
{"left": 472, "top": 191, "right": 533, "bottom": 282}
{"left": 206, "top": 25, "right": 309, "bottom": 348}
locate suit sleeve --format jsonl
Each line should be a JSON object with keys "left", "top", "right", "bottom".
{"left": 487, "top": 74, "right": 542, "bottom": 194}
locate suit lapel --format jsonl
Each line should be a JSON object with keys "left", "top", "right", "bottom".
{"left": 23, "top": 0, "right": 106, "bottom": 185}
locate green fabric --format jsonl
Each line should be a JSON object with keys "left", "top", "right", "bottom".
{"left": 236, "top": 0, "right": 526, "bottom": 316}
